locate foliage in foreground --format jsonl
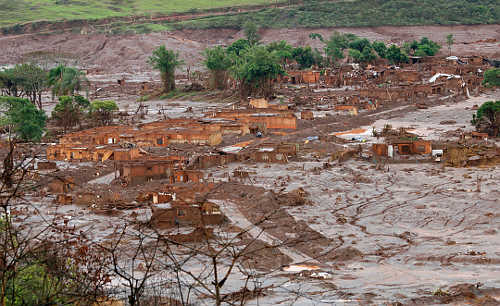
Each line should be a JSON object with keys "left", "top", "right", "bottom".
{"left": 0, "top": 96, "right": 46, "bottom": 141}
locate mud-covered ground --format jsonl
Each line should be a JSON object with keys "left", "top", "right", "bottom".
{"left": 202, "top": 92, "right": 500, "bottom": 304}
{"left": 2, "top": 24, "right": 500, "bottom": 305}
{"left": 1, "top": 25, "right": 499, "bottom": 74}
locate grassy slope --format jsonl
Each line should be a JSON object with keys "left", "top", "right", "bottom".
{"left": 173, "top": 0, "right": 500, "bottom": 29}
{"left": 0, "top": 0, "right": 278, "bottom": 27}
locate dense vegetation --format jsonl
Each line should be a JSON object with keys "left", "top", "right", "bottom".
{"left": 0, "top": 96, "right": 46, "bottom": 141}
{"left": 1, "top": 0, "right": 498, "bottom": 35}
{"left": 482, "top": 68, "right": 500, "bottom": 87}
{"left": 174, "top": 0, "right": 499, "bottom": 30}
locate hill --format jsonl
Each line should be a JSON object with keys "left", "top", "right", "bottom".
{"left": 175, "top": 0, "right": 500, "bottom": 29}
{"left": 0, "top": 0, "right": 278, "bottom": 27}
{"left": 0, "top": 0, "right": 498, "bottom": 35}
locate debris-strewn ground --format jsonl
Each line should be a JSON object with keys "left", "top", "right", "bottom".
{"left": 2, "top": 24, "right": 500, "bottom": 305}
{"left": 1, "top": 25, "right": 499, "bottom": 73}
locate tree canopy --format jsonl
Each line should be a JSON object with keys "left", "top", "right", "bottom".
{"left": 386, "top": 45, "right": 409, "bottom": 64}
{"left": 0, "top": 64, "right": 47, "bottom": 109}
{"left": 148, "top": 46, "right": 184, "bottom": 93}
{"left": 483, "top": 68, "right": 500, "bottom": 87}
{"left": 51, "top": 95, "right": 89, "bottom": 132}
{"left": 90, "top": 100, "right": 118, "bottom": 126}
{"left": 47, "top": 65, "right": 89, "bottom": 99}
{"left": 242, "top": 21, "right": 260, "bottom": 46}
{"left": 231, "top": 46, "right": 285, "bottom": 98}
{"left": 0, "top": 96, "right": 46, "bottom": 141}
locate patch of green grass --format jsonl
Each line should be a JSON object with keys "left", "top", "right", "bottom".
{"left": 0, "top": 0, "right": 281, "bottom": 27}
{"left": 173, "top": 0, "right": 500, "bottom": 29}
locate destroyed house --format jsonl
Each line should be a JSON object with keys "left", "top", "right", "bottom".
{"left": 150, "top": 202, "right": 223, "bottom": 228}
{"left": 283, "top": 70, "right": 321, "bottom": 84}
{"left": 209, "top": 110, "right": 297, "bottom": 130}
{"left": 239, "top": 143, "right": 298, "bottom": 164}
{"left": 47, "top": 144, "right": 141, "bottom": 162}
{"left": 56, "top": 120, "right": 226, "bottom": 148}
{"left": 119, "top": 160, "right": 183, "bottom": 185}
{"left": 372, "top": 140, "right": 432, "bottom": 157}
{"left": 118, "top": 161, "right": 204, "bottom": 186}
{"left": 393, "top": 140, "right": 432, "bottom": 155}
{"left": 190, "top": 154, "right": 238, "bottom": 169}
{"left": 47, "top": 177, "right": 75, "bottom": 194}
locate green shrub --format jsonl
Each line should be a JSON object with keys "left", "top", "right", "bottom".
{"left": 483, "top": 68, "right": 500, "bottom": 87}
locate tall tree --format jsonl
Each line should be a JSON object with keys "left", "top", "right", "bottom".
{"left": 292, "top": 46, "right": 316, "bottom": 69}
{"left": 372, "top": 41, "right": 387, "bottom": 58}
{"left": 14, "top": 63, "right": 47, "bottom": 109}
{"left": 386, "top": 45, "right": 409, "bottom": 65}
{"left": 231, "top": 46, "right": 285, "bottom": 98}
{"left": 242, "top": 21, "right": 260, "bottom": 46}
{"left": 266, "top": 40, "right": 294, "bottom": 69}
{"left": 204, "top": 46, "right": 233, "bottom": 90}
{"left": 148, "top": 46, "right": 184, "bottom": 93}
{"left": 47, "top": 65, "right": 89, "bottom": 99}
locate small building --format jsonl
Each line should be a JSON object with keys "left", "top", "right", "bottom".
{"left": 301, "top": 111, "right": 314, "bottom": 120}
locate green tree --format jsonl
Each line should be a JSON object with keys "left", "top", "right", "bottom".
{"left": 446, "top": 34, "right": 454, "bottom": 56}
{"left": 312, "top": 48, "right": 325, "bottom": 68}
{"left": 90, "top": 100, "right": 118, "bottom": 126}
{"left": 0, "top": 64, "right": 47, "bottom": 109}
{"left": 308, "top": 33, "right": 324, "bottom": 42}
{"left": 348, "top": 38, "right": 371, "bottom": 52}
{"left": 148, "top": 46, "right": 184, "bottom": 93}
{"left": 361, "top": 46, "right": 376, "bottom": 63}
{"left": 372, "top": 41, "right": 387, "bottom": 58}
{"left": 323, "top": 32, "right": 355, "bottom": 66}
{"left": 227, "top": 39, "right": 251, "bottom": 56}
{"left": 242, "top": 21, "right": 260, "bottom": 46}
{"left": 404, "top": 37, "right": 441, "bottom": 56}
{"left": 482, "top": 68, "right": 500, "bottom": 87}
{"left": 231, "top": 46, "right": 285, "bottom": 98}
{"left": 292, "top": 46, "right": 315, "bottom": 69}
{"left": 386, "top": 45, "right": 409, "bottom": 64}
{"left": 267, "top": 40, "right": 294, "bottom": 68}
{"left": 472, "top": 100, "right": 500, "bottom": 137}
{"left": 204, "top": 46, "right": 233, "bottom": 90}
{"left": 47, "top": 65, "right": 89, "bottom": 99}
{"left": 0, "top": 96, "right": 46, "bottom": 141}
{"left": 0, "top": 68, "right": 24, "bottom": 98}
{"left": 348, "top": 49, "right": 362, "bottom": 62}
{"left": 51, "top": 95, "right": 89, "bottom": 132}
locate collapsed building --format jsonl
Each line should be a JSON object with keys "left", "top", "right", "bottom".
{"left": 281, "top": 56, "right": 487, "bottom": 116}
